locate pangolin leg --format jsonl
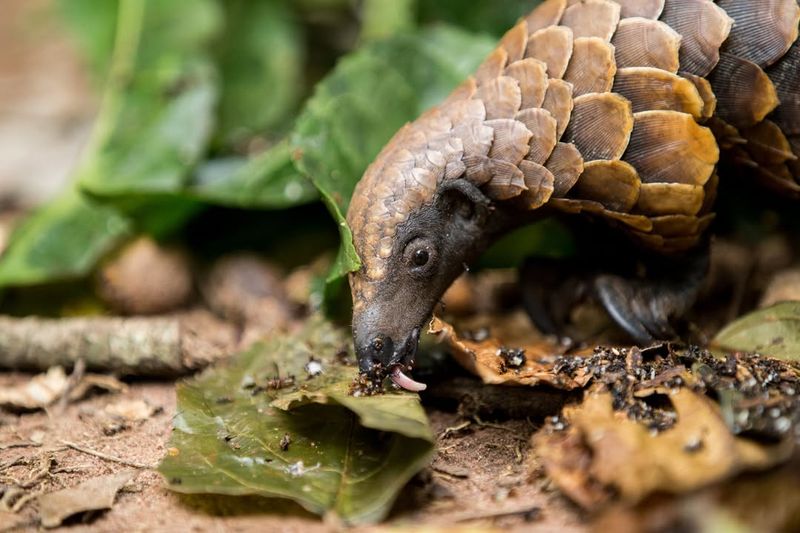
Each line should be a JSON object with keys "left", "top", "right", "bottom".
{"left": 593, "top": 245, "right": 710, "bottom": 343}
{"left": 519, "top": 258, "right": 591, "bottom": 338}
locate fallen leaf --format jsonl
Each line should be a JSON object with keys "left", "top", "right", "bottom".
{"left": 536, "top": 388, "right": 793, "bottom": 510}
{"left": 103, "top": 399, "right": 158, "bottom": 422}
{"left": 159, "top": 317, "right": 435, "bottom": 525}
{"left": 0, "top": 367, "right": 68, "bottom": 411}
{"left": 713, "top": 302, "right": 800, "bottom": 361}
{"left": 429, "top": 315, "right": 580, "bottom": 388}
{"left": 38, "top": 471, "right": 135, "bottom": 528}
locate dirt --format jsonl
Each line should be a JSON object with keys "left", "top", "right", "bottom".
{"left": 0, "top": 373, "right": 584, "bottom": 532}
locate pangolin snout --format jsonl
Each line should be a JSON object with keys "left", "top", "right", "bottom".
{"left": 356, "top": 328, "right": 420, "bottom": 376}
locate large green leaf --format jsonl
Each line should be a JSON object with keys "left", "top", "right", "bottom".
{"left": 0, "top": 192, "right": 131, "bottom": 288}
{"left": 159, "top": 319, "right": 435, "bottom": 525}
{"left": 77, "top": 0, "right": 221, "bottom": 199}
{"left": 189, "top": 141, "right": 318, "bottom": 208}
{"left": 292, "top": 25, "right": 495, "bottom": 279}
{"left": 215, "top": 0, "right": 305, "bottom": 146}
{"left": 57, "top": 0, "right": 119, "bottom": 81}
{"left": 713, "top": 302, "right": 800, "bottom": 361}
{"left": 419, "top": 0, "right": 541, "bottom": 37}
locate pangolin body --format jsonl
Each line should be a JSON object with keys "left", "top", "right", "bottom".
{"left": 347, "top": 0, "right": 800, "bottom": 386}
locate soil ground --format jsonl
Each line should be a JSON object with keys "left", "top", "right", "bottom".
{"left": 0, "top": 374, "right": 584, "bottom": 532}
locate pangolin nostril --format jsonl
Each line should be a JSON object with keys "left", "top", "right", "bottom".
{"left": 367, "top": 334, "right": 394, "bottom": 364}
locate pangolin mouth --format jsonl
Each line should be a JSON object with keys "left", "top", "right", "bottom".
{"left": 388, "top": 327, "right": 426, "bottom": 392}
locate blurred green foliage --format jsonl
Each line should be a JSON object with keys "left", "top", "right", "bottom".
{"left": 0, "top": 0, "right": 550, "bottom": 310}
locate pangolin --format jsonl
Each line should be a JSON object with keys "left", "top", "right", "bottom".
{"left": 346, "top": 0, "right": 800, "bottom": 391}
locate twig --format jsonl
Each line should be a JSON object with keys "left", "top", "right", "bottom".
{"left": 0, "top": 441, "right": 41, "bottom": 451}
{"left": 454, "top": 504, "right": 542, "bottom": 523}
{"left": 60, "top": 440, "right": 154, "bottom": 469}
{"left": 439, "top": 420, "right": 471, "bottom": 439}
{"left": 431, "top": 464, "right": 470, "bottom": 479}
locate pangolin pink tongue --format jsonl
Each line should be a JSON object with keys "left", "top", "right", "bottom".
{"left": 390, "top": 367, "right": 427, "bottom": 392}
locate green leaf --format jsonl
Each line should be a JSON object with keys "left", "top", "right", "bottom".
{"left": 77, "top": 0, "right": 221, "bottom": 199}
{"left": 292, "top": 25, "right": 495, "bottom": 280}
{"left": 189, "top": 141, "right": 318, "bottom": 208}
{"left": 0, "top": 191, "right": 131, "bottom": 288}
{"left": 215, "top": 0, "right": 305, "bottom": 146}
{"left": 159, "top": 318, "right": 435, "bottom": 525}
{"left": 713, "top": 302, "right": 800, "bottom": 361}
{"left": 56, "top": 0, "right": 119, "bottom": 81}
{"left": 419, "top": 0, "right": 542, "bottom": 37}
{"left": 361, "top": 0, "right": 416, "bottom": 41}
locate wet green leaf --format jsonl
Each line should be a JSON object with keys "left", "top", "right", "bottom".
{"left": 215, "top": 0, "right": 305, "bottom": 146}
{"left": 159, "top": 319, "right": 434, "bottom": 525}
{"left": 189, "top": 141, "right": 318, "bottom": 208}
{"left": 0, "top": 192, "right": 131, "bottom": 288}
{"left": 77, "top": 0, "right": 221, "bottom": 199}
{"left": 292, "top": 25, "right": 494, "bottom": 281}
{"left": 713, "top": 302, "right": 800, "bottom": 361}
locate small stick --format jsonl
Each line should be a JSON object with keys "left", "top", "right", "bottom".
{"left": 0, "top": 441, "right": 41, "bottom": 451}
{"left": 60, "top": 440, "right": 154, "bottom": 469}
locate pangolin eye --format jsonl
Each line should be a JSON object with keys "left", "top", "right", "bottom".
{"left": 404, "top": 238, "right": 437, "bottom": 276}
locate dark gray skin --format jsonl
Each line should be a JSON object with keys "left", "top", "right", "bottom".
{"left": 352, "top": 180, "right": 519, "bottom": 377}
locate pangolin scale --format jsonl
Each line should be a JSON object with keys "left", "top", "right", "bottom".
{"left": 346, "top": 0, "right": 800, "bottom": 386}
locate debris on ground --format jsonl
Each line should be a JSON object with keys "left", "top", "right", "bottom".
{"left": 0, "top": 366, "right": 126, "bottom": 411}
{"left": 37, "top": 471, "right": 136, "bottom": 528}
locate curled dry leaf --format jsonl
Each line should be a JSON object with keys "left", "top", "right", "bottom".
{"left": 0, "top": 367, "right": 68, "bottom": 411}
{"left": 103, "top": 399, "right": 159, "bottom": 422}
{"left": 535, "top": 387, "right": 794, "bottom": 510}
{"left": 428, "top": 315, "right": 583, "bottom": 388}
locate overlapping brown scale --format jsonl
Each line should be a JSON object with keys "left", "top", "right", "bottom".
{"left": 629, "top": 231, "right": 702, "bottom": 254}
{"left": 569, "top": 160, "right": 641, "bottom": 212}
{"left": 525, "top": 26, "right": 574, "bottom": 79}
{"left": 563, "top": 37, "right": 617, "bottom": 96}
{"left": 615, "top": 0, "right": 664, "bottom": 19}
{"left": 550, "top": 198, "right": 653, "bottom": 232}
{"left": 486, "top": 119, "right": 534, "bottom": 165}
{"left": 659, "top": 0, "right": 732, "bottom": 76}
{"left": 452, "top": 121, "right": 493, "bottom": 158}
{"left": 482, "top": 160, "right": 528, "bottom": 200}
{"left": 515, "top": 108, "right": 558, "bottom": 164}
{"left": 525, "top": 0, "right": 567, "bottom": 34}
{"left": 518, "top": 160, "right": 556, "bottom": 209}
{"left": 716, "top": 0, "right": 800, "bottom": 68}
{"left": 441, "top": 97, "right": 486, "bottom": 126}
{"left": 563, "top": 93, "right": 633, "bottom": 161}
{"left": 649, "top": 213, "right": 714, "bottom": 238}
{"left": 623, "top": 110, "right": 718, "bottom": 186}
{"left": 560, "top": 0, "right": 621, "bottom": 41}
{"left": 636, "top": 182, "right": 704, "bottom": 216}
{"left": 505, "top": 58, "right": 549, "bottom": 110}
{"left": 475, "top": 47, "right": 509, "bottom": 85}
{"left": 475, "top": 76, "right": 522, "bottom": 120}
{"left": 545, "top": 142, "right": 584, "bottom": 197}
{"left": 542, "top": 79, "right": 574, "bottom": 139}
{"left": 680, "top": 72, "right": 717, "bottom": 119}
{"left": 766, "top": 42, "right": 800, "bottom": 136}
{"left": 611, "top": 18, "right": 681, "bottom": 72}
{"left": 499, "top": 21, "right": 530, "bottom": 63}
{"left": 707, "top": 52, "right": 780, "bottom": 129}
{"left": 742, "top": 120, "right": 797, "bottom": 167}
{"left": 612, "top": 67, "right": 704, "bottom": 118}
{"left": 700, "top": 173, "right": 719, "bottom": 215}
{"left": 443, "top": 76, "right": 478, "bottom": 105}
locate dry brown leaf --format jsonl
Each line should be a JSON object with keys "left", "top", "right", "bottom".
{"left": 0, "top": 367, "right": 68, "bottom": 411}
{"left": 103, "top": 399, "right": 158, "bottom": 422}
{"left": 429, "top": 315, "right": 585, "bottom": 388}
{"left": 535, "top": 387, "right": 794, "bottom": 510}
{"left": 38, "top": 471, "right": 136, "bottom": 528}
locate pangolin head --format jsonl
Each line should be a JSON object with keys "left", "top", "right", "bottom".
{"left": 346, "top": 97, "right": 518, "bottom": 390}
